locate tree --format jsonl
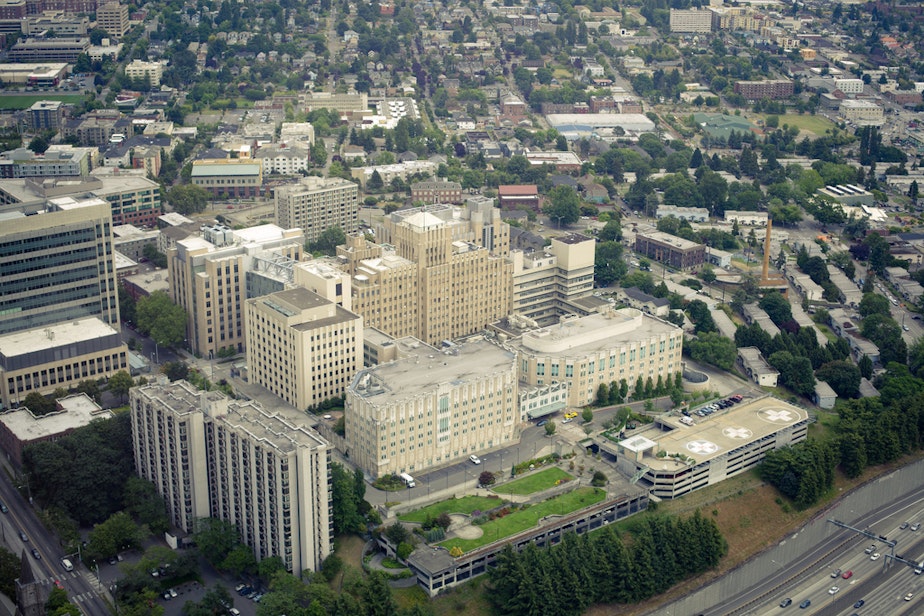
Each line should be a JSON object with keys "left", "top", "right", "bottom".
{"left": 582, "top": 407, "right": 594, "bottom": 423}
{"left": 222, "top": 544, "right": 256, "bottom": 577}
{"left": 858, "top": 292, "right": 891, "bottom": 318}
{"left": 910, "top": 180, "right": 919, "bottom": 204}
{"left": 167, "top": 184, "right": 210, "bottom": 215}
{"left": 22, "top": 391, "right": 56, "bottom": 415}
{"left": 194, "top": 518, "right": 240, "bottom": 567}
{"left": 759, "top": 291, "right": 793, "bottom": 326}
{"left": 816, "top": 360, "right": 861, "bottom": 398}
{"left": 362, "top": 572, "right": 399, "bottom": 616}
{"left": 543, "top": 185, "right": 581, "bottom": 227}
{"left": 686, "top": 333, "right": 737, "bottom": 370}
{"left": 28, "top": 135, "right": 49, "bottom": 154}
{"left": 123, "top": 476, "right": 168, "bottom": 535}
{"left": 479, "top": 470, "right": 496, "bottom": 486}
{"left": 858, "top": 354, "right": 873, "bottom": 380}
{"left": 108, "top": 370, "right": 134, "bottom": 403}
{"left": 0, "top": 546, "right": 19, "bottom": 601}
{"left": 331, "top": 462, "right": 365, "bottom": 535}
{"left": 308, "top": 226, "right": 346, "bottom": 256}
{"left": 46, "top": 586, "right": 80, "bottom": 615}
{"left": 545, "top": 421, "right": 557, "bottom": 436}
{"left": 136, "top": 291, "right": 188, "bottom": 347}
{"left": 86, "top": 511, "right": 149, "bottom": 561}
{"left": 768, "top": 351, "right": 816, "bottom": 396}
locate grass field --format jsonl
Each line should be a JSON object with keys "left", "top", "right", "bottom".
{"left": 493, "top": 467, "right": 574, "bottom": 496}
{"left": 758, "top": 113, "right": 835, "bottom": 136}
{"left": 439, "top": 487, "right": 606, "bottom": 553}
{"left": 398, "top": 495, "right": 504, "bottom": 523}
{"left": 0, "top": 94, "right": 86, "bottom": 110}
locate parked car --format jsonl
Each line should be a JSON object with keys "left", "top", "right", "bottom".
{"left": 19, "top": 531, "right": 27, "bottom": 542}
{"left": 169, "top": 588, "right": 177, "bottom": 598}
{"left": 469, "top": 455, "right": 481, "bottom": 465}
{"left": 536, "top": 420, "right": 548, "bottom": 427}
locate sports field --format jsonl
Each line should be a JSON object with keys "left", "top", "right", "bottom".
{"left": 0, "top": 94, "right": 86, "bottom": 110}
{"left": 759, "top": 113, "right": 835, "bottom": 136}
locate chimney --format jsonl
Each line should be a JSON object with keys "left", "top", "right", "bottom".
{"left": 762, "top": 217, "right": 772, "bottom": 282}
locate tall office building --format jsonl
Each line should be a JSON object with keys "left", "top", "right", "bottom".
{"left": 130, "top": 380, "right": 332, "bottom": 573}
{"left": 0, "top": 196, "right": 118, "bottom": 335}
{"left": 167, "top": 224, "right": 303, "bottom": 357}
{"left": 337, "top": 203, "right": 512, "bottom": 346}
{"left": 273, "top": 176, "right": 359, "bottom": 244}
{"left": 510, "top": 233, "right": 595, "bottom": 326}
{"left": 96, "top": 2, "right": 129, "bottom": 37}
{"left": 245, "top": 288, "right": 363, "bottom": 411}
{"left": 345, "top": 338, "right": 518, "bottom": 478}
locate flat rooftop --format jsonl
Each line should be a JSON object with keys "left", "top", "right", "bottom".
{"left": 0, "top": 394, "right": 112, "bottom": 441}
{"left": 508, "top": 308, "right": 680, "bottom": 355}
{"left": 0, "top": 318, "right": 119, "bottom": 358}
{"left": 352, "top": 338, "right": 516, "bottom": 404}
{"left": 638, "top": 230, "right": 703, "bottom": 251}
{"left": 622, "top": 396, "right": 808, "bottom": 471}
{"left": 265, "top": 287, "right": 329, "bottom": 313}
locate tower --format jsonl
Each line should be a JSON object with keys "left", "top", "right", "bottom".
{"left": 758, "top": 218, "right": 788, "bottom": 296}
{"left": 15, "top": 550, "right": 46, "bottom": 616}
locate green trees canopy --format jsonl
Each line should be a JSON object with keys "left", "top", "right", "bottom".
{"left": 759, "top": 441, "right": 837, "bottom": 509}
{"left": 308, "top": 226, "right": 346, "bottom": 256}
{"left": 816, "top": 360, "right": 861, "bottom": 399}
{"left": 136, "top": 291, "right": 188, "bottom": 347}
{"left": 543, "top": 185, "right": 581, "bottom": 226}
{"left": 686, "top": 332, "right": 736, "bottom": 370}
{"left": 167, "top": 184, "right": 210, "bottom": 215}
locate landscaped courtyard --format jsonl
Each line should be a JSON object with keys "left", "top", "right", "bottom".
{"left": 398, "top": 495, "right": 504, "bottom": 524}
{"left": 438, "top": 487, "right": 607, "bottom": 553}
{"left": 493, "top": 467, "right": 575, "bottom": 495}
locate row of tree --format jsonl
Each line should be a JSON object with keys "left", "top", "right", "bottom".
{"left": 760, "top": 441, "right": 839, "bottom": 509}
{"left": 489, "top": 512, "right": 727, "bottom": 616}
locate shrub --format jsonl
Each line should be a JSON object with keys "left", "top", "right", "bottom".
{"left": 397, "top": 542, "right": 414, "bottom": 560}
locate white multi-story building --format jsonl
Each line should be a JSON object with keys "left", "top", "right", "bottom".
{"left": 510, "top": 233, "right": 595, "bottom": 326}
{"left": 245, "top": 287, "right": 363, "bottom": 411}
{"left": 669, "top": 9, "right": 713, "bottom": 33}
{"left": 840, "top": 100, "right": 884, "bottom": 124}
{"left": 124, "top": 60, "right": 164, "bottom": 87}
{"left": 505, "top": 308, "right": 683, "bottom": 408}
{"left": 255, "top": 145, "right": 311, "bottom": 176}
{"left": 274, "top": 176, "right": 359, "bottom": 244}
{"left": 130, "top": 380, "right": 332, "bottom": 573}
{"left": 834, "top": 78, "right": 864, "bottom": 95}
{"left": 345, "top": 338, "right": 518, "bottom": 478}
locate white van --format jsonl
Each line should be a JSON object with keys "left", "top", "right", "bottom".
{"left": 399, "top": 472, "right": 416, "bottom": 488}
{"left": 61, "top": 558, "right": 74, "bottom": 572}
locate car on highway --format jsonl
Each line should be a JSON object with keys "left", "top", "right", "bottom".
{"left": 30, "top": 548, "right": 40, "bottom": 560}
{"left": 0, "top": 501, "right": 7, "bottom": 513}
{"left": 901, "top": 522, "right": 910, "bottom": 530}
{"left": 469, "top": 455, "right": 481, "bottom": 465}
{"left": 799, "top": 599, "right": 811, "bottom": 609}
{"left": 912, "top": 522, "right": 921, "bottom": 531}
{"left": 870, "top": 552, "right": 881, "bottom": 561}
{"left": 854, "top": 599, "right": 865, "bottom": 608}
{"left": 905, "top": 592, "right": 914, "bottom": 601}
{"left": 865, "top": 544, "right": 877, "bottom": 554}
{"left": 18, "top": 531, "right": 27, "bottom": 542}
{"left": 842, "top": 570, "right": 853, "bottom": 579}
{"left": 779, "top": 597, "right": 792, "bottom": 607}
{"left": 831, "top": 568, "right": 841, "bottom": 578}
{"left": 828, "top": 586, "right": 840, "bottom": 595}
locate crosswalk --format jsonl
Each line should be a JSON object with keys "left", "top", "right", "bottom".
{"left": 36, "top": 571, "right": 99, "bottom": 603}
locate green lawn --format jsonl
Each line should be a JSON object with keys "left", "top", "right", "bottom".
{"left": 398, "top": 495, "right": 504, "bottom": 523}
{"left": 493, "top": 467, "right": 574, "bottom": 495}
{"left": 760, "top": 113, "right": 835, "bottom": 136}
{"left": 439, "top": 487, "right": 606, "bottom": 553}
{"left": 0, "top": 94, "right": 86, "bottom": 110}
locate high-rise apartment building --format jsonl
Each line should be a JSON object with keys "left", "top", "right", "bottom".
{"left": 27, "top": 100, "right": 64, "bottom": 132}
{"left": 669, "top": 8, "right": 713, "bottom": 33}
{"left": 124, "top": 60, "right": 163, "bottom": 87}
{"left": 130, "top": 380, "right": 332, "bottom": 573}
{"left": 245, "top": 288, "right": 362, "bottom": 411}
{"left": 168, "top": 224, "right": 303, "bottom": 357}
{"left": 339, "top": 203, "right": 511, "bottom": 346}
{"left": 274, "top": 176, "right": 359, "bottom": 244}
{"left": 504, "top": 308, "right": 683, "bottom": 408}
{"left": 0, "top": 196, "right": 118, "bottom": 335}
{"left": 510, "top": 233, "right": 595, "bottom": 326}
{"left": 733, "top": 80, "right": 794, "bottom": 100}
{"left": 345, "top": 338, "right": 518, "bottom": 478}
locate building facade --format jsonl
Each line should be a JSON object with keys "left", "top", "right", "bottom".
{"left": 273, "top": 176, "right": 359, "bottom": 243}
{"left": 124, "top": 60, "right": 163, "bottom": 87}
{"left": 634, "top": 230, "right": 706, "bottom": 271}
{"left": 839, "top": 100, "right": 884, "bottom": 124}
{"left": 0, "top": 318, "right": 127, "bottom": 409}
{"left": 130, "top": 380, "right": 332, "bottom": 573}
{"left": 0, "top": 196, "right": 119, "bottom": 335}
{"left": 669, "top": 8, "right": 713, "bottom": 33}
{"left": 339, "top": 202, "right": 512, "bottom": 346}
{"left": 245, "top": 288, "right": 363, "bottom": 411}
{"left": 733, "top": 80, "right": 794, "bottom": 100}
{"left": 506, "top": 308, "right": 683, "bottom": 408}
{"left": 27, "top": 100, "right": 64, "bottom": 131}
{"left": 410, "top": 180, "right": 463, "bottom": 205}
{"left": 190, "top": 159, "right": 263, "bottom": 198}
{"left": 168, "top": 224, "right": 304, "bottom": 357}
{"left": 345, "top": 338, "right": 518, "bottom": 478}
{"left": 9, "top": 37, "right": 89, "bottom": 62}
{"left": 510, "top": 233, "right": 595, "bottom": 326}
{"left": 96, "top": 2, "right": 129, "bottom": 37}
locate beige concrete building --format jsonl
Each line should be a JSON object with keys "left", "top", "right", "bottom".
{"left": 245, "top": 287, "right": 363, "bottom": 411}
{"left": 510, "top": 233, "right": 595, "bottom": 326}
{"left": 168, "top": 224, "right": 304, "bottom": 357}
{"left": 0, "top": 196, "right": 119, "bottom": 336}
{"left": 96, "top": 3, "right": 130, "bottom": 37}
{"left": 345, "top": 338, "right": 518, "bottom": 478}
{"left": 669, "top": 8, "right": 713, "bottom": 33}
{"left": 336, "top": 203, "right": 512, "bottom": 346}
{"left": 0, "top": 318, "right": 128, "bottom": 409}
{"left": 124, "top": 59, "right": 163, "bottom": 87}
{"left": 130, "top": 380, "right": 332, "bottom": 573}
{"left": 504, "top": 308, "right": 683, "bottom": 408}
{"left": 274, "top": 176, "right": 359, "bottom": 244}
{"left": 839, "top": 100, "right": 884, "bottom": 125}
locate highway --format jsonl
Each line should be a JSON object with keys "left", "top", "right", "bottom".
{"left": 652, "top": 461, "right": 924, "bottom": 616}
{"left": 0, "top": 467, "right": 111, "bottom": 615}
